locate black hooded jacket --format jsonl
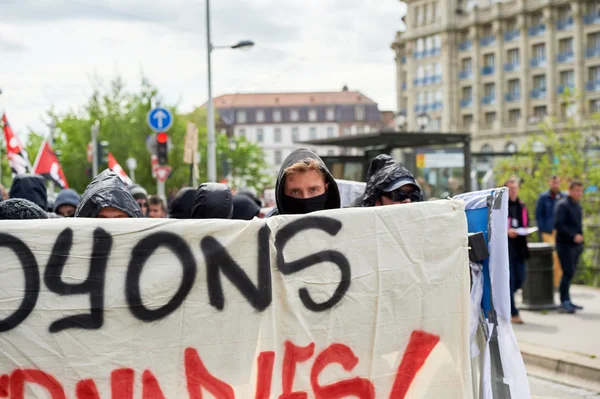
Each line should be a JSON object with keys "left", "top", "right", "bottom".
{"left": 75, "top": 169, "right": 142, "bottom": 218}
{"left": 9, "top": 174, "right": 48, "bottom": 210}
{"left": 232, "top": 195, "right": 261, "bottom": 220}
{"left": 191, "top": 183, "right": 233, "bottom": 219}
{"left": 362, "top": 155, "right": 418, "bottom": 207}
{"left": 169, "top": 188, "right": 195, "bottom": 219}
{"left": 272, "top": 149, "right": 340, "bottom": 216}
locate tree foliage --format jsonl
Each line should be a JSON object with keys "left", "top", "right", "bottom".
{"left": 45, "top": 76, "right": 269, "bottom": 194}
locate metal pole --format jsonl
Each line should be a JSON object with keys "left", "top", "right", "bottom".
{"left": 157, "top": 181, "right": 165, "bottom": 201}
{"left": 129, "top": 168, "right": 136, "bottom": 184}
{"left": 463, "top": 136, "right": 472, "bottom": 193}
{"left": 48, "top": 122, "right": 56, "bottom": 193}
{"left": 91, "top": 121, "right": 99, "bottom": 177}
{"left": 206, "top": 0, "right": 217, "bottom": 182}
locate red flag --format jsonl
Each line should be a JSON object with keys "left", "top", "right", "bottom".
{"left": 107, "top": 153, "right": 133, "bottom": 186}
{"left": 1, "top": 113, "right": 31, "bottom": 176}
{"left": 32, "top": 140, "right": 69, "bottom": 188}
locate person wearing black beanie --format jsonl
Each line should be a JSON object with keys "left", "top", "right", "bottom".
{"left": 0, "top": 198, "right": 49, "bottom": 220}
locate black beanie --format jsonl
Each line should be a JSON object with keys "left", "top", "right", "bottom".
{"left": 0, "top": 198, "right": 49, "bottom": 220}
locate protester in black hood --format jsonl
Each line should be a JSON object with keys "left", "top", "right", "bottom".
{"left": 54, "top": 189, "right": 80, "bottom": 217}
{"left": 0, "top": 198, "right": 48, "bottom": 220}
{"left": 232, "top": 194, "right": 261, "bottom": 220}
{"left": 9, "top": 174, "right": 48, "bottom": 210}
{"left": 191, "top": 183, "right": 233, "bottom": 219}
{"left": 272, "top": 149, "right": 340, "bottom": 216}
{"left": 129, "top": 184, "right": 149, "bottom": 217}
{"left": 237, "top": 190, "right": 262, "bottom": 208}
{"left": 362, "top": 155, "right": 422, "bottom": 207}
{"left": 75, "top": 169, "right": 142, "bottom": 218}
{"left": 169, "top": 187, "right": 196, "bottom": 219}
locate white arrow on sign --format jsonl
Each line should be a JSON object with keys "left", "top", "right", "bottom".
{"left": 153, "top": 110, "right": 168, "bottom": 130}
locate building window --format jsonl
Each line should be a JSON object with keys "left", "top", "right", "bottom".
{"left": 531, "top": 12, "right": 544, "bottom": 26}
{"left": 484, "top": 53, "right": 495, "bottom": 68}
{"left": 417, "top": 92, "right": 426, "bottom": 106}
{"left": 427, "top": 91, "right": 434, "bottom": 105}
{"left": 326, "top": 126, "right": 334, "bottom": 138}
{"left": 482, "top": 24, "right": 493, "bottom": 38}
{"left": 274, "top": 128, "right": 282, "bottom": 143}
{"left": 355, "top": 106, "right": 366, "bottom": 121}
{"left": 256, "top": 110, "right": 264, "bottom": 123}
{"left": 485, "top": 112, "right": 496, "bottom": 126}
{"left": 462, "top": 86, "right": 472, "bottom": 100}
{"left": 588, "top": 32, "right": 600, "bottom": 51}
{"left": 343, "top": 127, "right": 350, "bottom": 135}
{"left": 533, "top": 74, "right": 547, "bottom": 90}
{"left": 290, "top": 109, "right": 299, "bottom": 121}
{"left": 461, "top": 57, "right": 472, "bottom": 72}
{"left": 534, "top": 105, "right": 548, "bottom": 118}
{"left": 560, "top": 70, "right": 575, "bottom": 87}
{"left": 434, "top": 62, "right": 442, "bottom": 78}
{"left": 309, "top": 127, "right": 317, "bottom": 139}
{"left": 508, "top": 109, "right": 522, "bottom": 123}
{"left": 423, "top": 4, "right": 430, "bottom": 23}
{"left": 365, "top": 125, "right": 371, "bottom": 133}
{"left": 238, "top": 128, "right": 246, "bottom": 139}
{"left": 533, "top": 43, "right": 546, "bottom": 60}
{"left": 463, "top": 114, "right": 474, "bottom": 126}
{"left": 416, "top": 6, "right": 423, "bottom": 26}
{"left": 274, "top": 150, "right": 282, "bottom": 165}
{"left": 425, "top": 36, "right": 433, "bottom": 53}
{"left": 508, "top": 79, "right": 520, "bottom": 95}
{"left": 308, "top": 109, "right": 318, "bottom": 122}
{"left": 481, "top": 144, "right": 493, "bottom": 153}
{"left": 590, "top": 66, "right": 600, "bottom": 82}
{"left": 590, "top": 99, "right": 600, "bottom": 114}
{"left": 433, "top": 1, "right": 441, "bottom": 20}
{"left": 484, "top": 83, "right": 496, "bottom": 98}
{"left": 432, "top": 118, "right": 441, "bottom": 131}
{"left": 507, "top": 49, "right": 520, "bottom": 66}
{"left": 357, "top": 126, "right": 364, "bottom": 134}
{"left": 433, "top": 34, "right": 441, "bottom": 49}
{"left": 326, "top": 107, "right": 335, "bottom": 121}
{"left": 273, "top": 110, "right": 282, "bottom": 122}
{"left": 506, "top": 18, "right": 517, "bottom": 33}
{"left": 559, "top": 38, "right": 574, "bottom": 55}
{"left": 256, "top": 128, "right": 264, "bottom": 143}
{"left": 291, "top": 127, "right": 299, "bottom": 142}
{"left": 505, "top": 142, "right": 518, "bottom": 153}
{"left": 558, "top": 5, "right": 571, "bottom": 22}
{"left": 417, "top": 38, "right": 424, "bottom": 54}
{"left": 237, "top": 110, "right": 247, "bottom": 123}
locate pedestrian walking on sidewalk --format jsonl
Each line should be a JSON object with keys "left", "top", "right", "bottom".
{"left": 554, "top": 180, "right": 585, "bottom": 314}
{"left": 536, "top": 176, "right": 564, "bottom": 288}
{"left": 507, "top": 177, "right": 530, "bottom": 324}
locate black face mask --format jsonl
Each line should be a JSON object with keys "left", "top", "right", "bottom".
{"left": 282, "top": 192, "right": 329, "bottom": 215}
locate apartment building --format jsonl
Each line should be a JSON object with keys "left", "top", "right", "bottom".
{"left": 213, "top": 88, "right": 384, "bottom": 173}
{"left": 392, "top": 0, "right": 600, "bottom": 153}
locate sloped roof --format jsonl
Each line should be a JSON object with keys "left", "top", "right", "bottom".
{"left": 213, "top": 91, "right": 377, "bottom": 108}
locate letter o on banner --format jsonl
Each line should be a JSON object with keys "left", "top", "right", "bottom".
{"left": 126, "top": 232, "right": 197, "bottom": 321}
{"left": 0, "top": 233, "right": 40, "bottom": 332}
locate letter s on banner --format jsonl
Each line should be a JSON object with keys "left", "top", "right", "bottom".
{"left": 0, "top": 233, "right": 40, "bottom": 332}
{"left": 274, "top": 217, "right": 351, "bottom": 312}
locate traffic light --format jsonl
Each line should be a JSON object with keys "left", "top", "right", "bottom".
{"left": 96, "top": 141, "right": 109, "bottom": 169}
{"left": 156, "top": 132, "right": 168, "bottom": 165}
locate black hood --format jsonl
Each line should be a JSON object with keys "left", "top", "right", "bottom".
{"left": 232, "top": 194, "right": 261, "bottom": 220}
{"left": 9, "top": 174, "right": 47, "bottom": 210}
{"left": 75, "top": 169, "right": 142, "bottom": 218}
{"left": 169, "top": 187, "right": 196, "bottom": 219}
{"left": 191, "top": 183, "right": 233, "bottom": 219}
{"left": 362, "top": 155, "right": 419, "bottom": 207}
{"left": 274, "top": 148, "right": 340, "bottom": 215}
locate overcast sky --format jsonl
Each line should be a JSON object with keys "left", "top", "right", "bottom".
{"left": 0, "top": 0, "right": 406, "bottom": 135}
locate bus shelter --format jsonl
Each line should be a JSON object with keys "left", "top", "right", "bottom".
{"left": 300, "top": 130, "right": 473, "bottom": 194}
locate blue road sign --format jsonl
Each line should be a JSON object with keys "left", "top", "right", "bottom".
{"left": 147, "top": 107, "right": 174, "bottom": 132}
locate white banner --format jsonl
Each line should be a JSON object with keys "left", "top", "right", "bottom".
{"left": 0, "top": 201, "right": 471, "bottom": 398}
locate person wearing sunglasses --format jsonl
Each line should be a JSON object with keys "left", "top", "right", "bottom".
{"left": 361, "top": 154, "right": 422, "bottom": 207}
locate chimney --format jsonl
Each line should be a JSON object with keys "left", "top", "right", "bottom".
{"left": 342, "top": 85, "right": 349, "bottom": 92}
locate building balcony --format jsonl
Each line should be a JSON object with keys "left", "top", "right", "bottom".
{"left": 459, "top": 40, "right": 472, "bottom": 51}
{"left": 586, "top": 81, "right": 600, "bottom": 92}
{"left": 504, "top": 62, "right": 520, "bottom": 72}
{"left": 586, "top": 48, "right": 600, "bottom": 58}
{"left": 530, "top": 57, "right": 547, "bottom": 68}
{"left": 556, "top": 17, "right": 574, "bottom": 31}
{"left": 413, "top": 78, "right": 423, "bottom": 86}
{"left": 557, "top": 84, "right": 575, "bottom": 94}
{"left": 530, "top": 88, "right": 547, "bottom": 99}
{"left": 459, "top": 70, "right": 472, "bottom": 80}
{"left": 414, "top": 104, "right": 426, "bottom": 113}
{"left": 427, "top": 48, "right": 441, "bottom": 57}
{"left": 480, "top": 36, "right": 496, "bottom": 47}
{"left": 504, "top": 30, "right": 519, "bottom": 42}
{"left": 426, "top": 75, "right": 442, "bottom": 84}
{"left": 529, "top": 25, "right": 546, "bottom": 37}
{"left": 460, "top": 98, "right": 473, "bottom": 108}
{"left": 584, "top": 12, "right": 600, "bottom": 25}
{"left": 413, "top": 51, "right": 423, "bottom": 59}
{"left": 482, "top": 66, "right": 495, "bottom": 76}
{"left": 429, "top": 102, "right": 443, "bottom": 111}
{"left": 505, "top": 92, "right": 521, "bottom": 102}
{"left": 481, "top": 95, "right": 496, "bottom": 105}
{"left": 557, "top": 51, "right": 574, "bottom": 63}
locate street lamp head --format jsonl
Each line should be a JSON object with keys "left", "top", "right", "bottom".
{"left": 417, "top": 113, "right": 431, "bottom": 131}
{"left": 394, "top": 112, "right": 407, "bottom": 130}
{"left": 231, "top": 40, "right": 255, "bottom": 51}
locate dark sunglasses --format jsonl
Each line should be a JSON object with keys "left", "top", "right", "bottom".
{"left": 383, "top": 188, "right": 422, "bottom": 203}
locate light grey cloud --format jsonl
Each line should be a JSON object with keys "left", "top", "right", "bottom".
{"left": 0, "top": 35, "right": 27, "bottom": 52}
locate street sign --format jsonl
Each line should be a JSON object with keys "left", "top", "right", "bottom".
{"left": 147, "top": 107, "right": 174, "bottom": 132}
{"left": 155, "top": 165, "right": 172, "bottom": 183}
{"left": 184, "top": 122, "right": 198, "bottom": 164}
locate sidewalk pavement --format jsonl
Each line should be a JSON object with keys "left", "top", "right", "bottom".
{"left": 514, "top": 285, "right": 600, "bottom": 393}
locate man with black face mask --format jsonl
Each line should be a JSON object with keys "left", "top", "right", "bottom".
{"left": 270, "top": 148, "right": 341, "bottom": 216}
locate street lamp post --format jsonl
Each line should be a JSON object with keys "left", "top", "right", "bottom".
{"left": 205, "top": 0, "right": 254, "bottom": 182}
